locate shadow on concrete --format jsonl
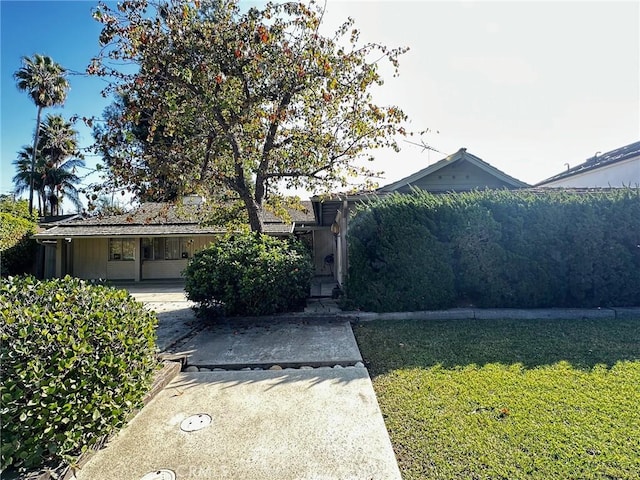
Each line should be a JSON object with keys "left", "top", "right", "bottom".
{"left": 167, "top": 367, "right": 367, "bottom": 395}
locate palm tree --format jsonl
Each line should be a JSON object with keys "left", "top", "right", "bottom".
{"left": 39, "top": 114, "right": 85, "bottom": 215}
{"left": 40, "top": 114, "right": 82, "bottom": 165}
{"left": 14, "top": 54, "right": 69, "bottom": 215}
{"left": 12, "top": 116, "right": 85, "bottom": 216}
{"left": 13, "top": 146, "right": 47, "bottom": 215}
{"left": 44, "top": 164, "right": 83, "bottom": 215}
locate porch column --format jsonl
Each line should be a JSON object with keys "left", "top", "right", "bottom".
{"left": 55, "top": 239, "right": 63, "bottom": 278}
{"left": 134, "top": 237, "right": 141, "bottom": 282}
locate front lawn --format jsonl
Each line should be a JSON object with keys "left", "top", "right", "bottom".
{"left": 354, "top": 318, "right": 640, "bottom": 480}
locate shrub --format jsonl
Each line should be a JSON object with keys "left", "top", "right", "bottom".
{"left": 0, "top": 212, "right": 39, "bottom": 276}
{"left": 0, "top": 276, "right": 158, "bottom": 472}
{"left": 346, "top": 189, "right": 640, "bottom": 311}
{"left": 184, "top": 233, "right": 314, "bottom": 316}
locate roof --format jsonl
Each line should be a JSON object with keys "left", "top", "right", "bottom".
{"left": 377, "top": 148, "right": 529, "bottom": 192}
{"left": 536, "top": 141, "right": 640, "bottom": 186}
{"left": 309, "top": 149, "right": 529, "bottom": 226}
{"left": 34, "top": 201, "right": 315, "bottom": 239}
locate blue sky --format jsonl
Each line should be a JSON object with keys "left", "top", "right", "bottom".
{"left": 1, "top": 0, "right": 114, "bottom": 200}
{"left": 1, "top": 1, "right": 639, "bottom": 209}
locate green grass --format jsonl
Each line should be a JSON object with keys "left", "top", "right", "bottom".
{"left": 353, "top": 318, "right": 640, "bottom": 480}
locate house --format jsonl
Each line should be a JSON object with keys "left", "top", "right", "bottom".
{"left": 536, "top": 141, "right": 640, "bottom": 188}
{"left": 310, "top": 148, "right": 530, "bottom": 287}
{"left": 34, "top": 196, "right": 317, "bottom": 281}
{"left": 36, "top": 149, "right": 528, "bottom": 286}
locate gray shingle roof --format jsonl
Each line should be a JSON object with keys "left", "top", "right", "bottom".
{"left": 34, "top": 200, "right": 314, "bottom": 239}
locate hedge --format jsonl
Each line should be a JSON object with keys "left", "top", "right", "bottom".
{"left": 0, "top": 212, "right": 38, "bottom": 276}
{"left": 345, "top": 189, "right": 640, "bottom": 311}
{"left": 0, "top": 276, "right": 158, "bottom": 473}
{"left": 184, "top": 232, "right": 314, "bottom": 316}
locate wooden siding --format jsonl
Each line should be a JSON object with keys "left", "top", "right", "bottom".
{"left": 394, "top": 159, "right": 517, "bottom": 193}
{"left": 69, "top": 235, "right": 218, "bottom": 281}
{"left": 142, "top": 259, "right": 188, "bottom": 279}
{"left": 313, "top": 229, "right": 335, "bottom": 277}
{"left": 73, "top": 238, "right": 108, "bottom": 280}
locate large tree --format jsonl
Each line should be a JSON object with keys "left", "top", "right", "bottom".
{"left": 14, "top": 54, "right": 69, "bottom": 216}
{"left": 12, "top": 115, "right": 85, "bottom": 216}
{"left": 91, "top": 0, "right": 410, "bottom": 232}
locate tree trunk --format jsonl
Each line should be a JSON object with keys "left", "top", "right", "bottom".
{"left": 243, "top": 194, "right": 264, "bottom": 233}
{"left": 29, "top": 106, "right": 43, "bottom": 217}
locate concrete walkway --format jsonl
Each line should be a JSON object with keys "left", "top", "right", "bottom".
{"left": 73, "top": 284, "right": 402, "bottom": 480}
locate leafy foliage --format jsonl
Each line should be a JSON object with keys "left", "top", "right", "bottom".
{"left": 346, "top": 189, "right": 640, "bottom": 311}
{"left": 0, "top": 212, "right": 38, "bottom": 276}
{"left": 0, "top": 276, "right": 158, "bottom": 472}
{"left": 0, "top": 196, "right": 35, "bottom": 221}
{"left": 184, "top": 233, "right": 314, "bottom": 316}
{"left": 90, "top": 0, "right": 411, "bottom": 231}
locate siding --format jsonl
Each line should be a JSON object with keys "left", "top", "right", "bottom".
{"left": 395, "top": 160, "right": 516, "bottom": 193}
{"left": 142, "top": 259, "right": 188, "bottom": 279}
{"left": 73, "top": 238, "right": 108, "bottom": 280}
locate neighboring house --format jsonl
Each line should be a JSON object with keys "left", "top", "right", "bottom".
{"left": 536, "top": 141, "right": 640, "bottom": 188}
{"left": 311, "top": 148, "right": 530, "bottom": 286}
{"left": 34, "top": 196, "right": 317, "bottom": 281}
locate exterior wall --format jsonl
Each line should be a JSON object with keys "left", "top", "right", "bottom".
{"left": 396, "top": 160, "right": 515, "bottom": 192}
{"left": 106, "top": 259, "right": 136, "bottom": 280}
{"left": 540, "top": 157, "right": 640, "bottom": 188}
{"left": 68, "top": 235, "right": 219, "bottom": 281}
{"left": 73, "top": 238, "right": 109, "bottom": 280}
{"left": 313, "top": 229, "right": 335, "bottom": 277}
{"left": 142, "top": 259, "right": 189, "bottom": 279}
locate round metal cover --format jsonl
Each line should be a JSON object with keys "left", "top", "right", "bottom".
{"left": 180, "top": 413, "right": 212, "bottom": 432}
{"left": 140, "top": 469, "right": 176, "bottom": 480}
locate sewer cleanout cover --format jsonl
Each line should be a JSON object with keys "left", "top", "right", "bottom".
{"left": 140, "top": 469, "right": 176, "bottom": 480}
{"left": 180, "top": 413, "right": 212, "bottom": 432}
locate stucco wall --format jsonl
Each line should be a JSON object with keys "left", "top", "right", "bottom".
{"left": 541, "top": 157, "right": 640, "bottom": 188}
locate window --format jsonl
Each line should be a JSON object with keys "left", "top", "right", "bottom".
{"left": 109, "top": 239, "right": 135, "bottom": 261}
{"left": 142, "top": 237, "right": 190, "bottom": 260}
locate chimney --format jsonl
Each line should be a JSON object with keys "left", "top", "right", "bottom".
{"left": 182, "top": 194, "right": 206, "bottom": 206}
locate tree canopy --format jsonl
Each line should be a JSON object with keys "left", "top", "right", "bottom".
{"left": 91, "top": 0, "right": 410, "bottom": 231}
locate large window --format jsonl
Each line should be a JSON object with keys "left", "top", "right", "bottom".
{"left": 109, "top": 239, "right": 135, "bottom": 261}
{"left": 142, "top": 237, "right": 190, "bottom": 260}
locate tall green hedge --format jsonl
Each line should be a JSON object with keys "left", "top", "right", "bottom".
{"left": 0, "top": 276, "right": 158, "bottom": 473}
{"left": 0, "top": 212, "right": 38, "bottom": 276}
{"left": 346, "top": 189, "right": 640, "bottom": 311}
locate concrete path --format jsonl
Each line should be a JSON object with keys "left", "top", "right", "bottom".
{"left": 168, "top": 319, "right": 362, "bottom": 369}
{"left": 74, "top": 368, "right": 400, "bottom": 480}
{"left": 73, "top": 283, "right": 401, "bottom": 480}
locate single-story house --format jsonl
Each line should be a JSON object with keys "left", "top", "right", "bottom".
{"left": 310, "top": 148, "right": 530, "bottom": 286}
{"left": 34, "top": 196, "right": 320, "bottom": 281}
{"left": 536, "top": 140, "right": 640, "bottom": 188}
{"left": 36, "top": 148, "right": 528, "bottom": 286}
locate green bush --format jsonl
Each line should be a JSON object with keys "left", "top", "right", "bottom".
{"left": 0, "top": 212, "right": 39, "bottom": 276}
{"left": 184, "top": 233, "right": 314, "bottom": 316}
{"left": 0, "top": 276, "right": 158, "bottom": 472}
{"left": 346, "top": 195, "right": 455, "bottom": 311}
{"left": 346, "top": 189, "right": 640, "bottom": 311}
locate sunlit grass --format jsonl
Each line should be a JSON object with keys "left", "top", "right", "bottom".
{"left": 354, "top": 318, "right": 640, "bottom": 480}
